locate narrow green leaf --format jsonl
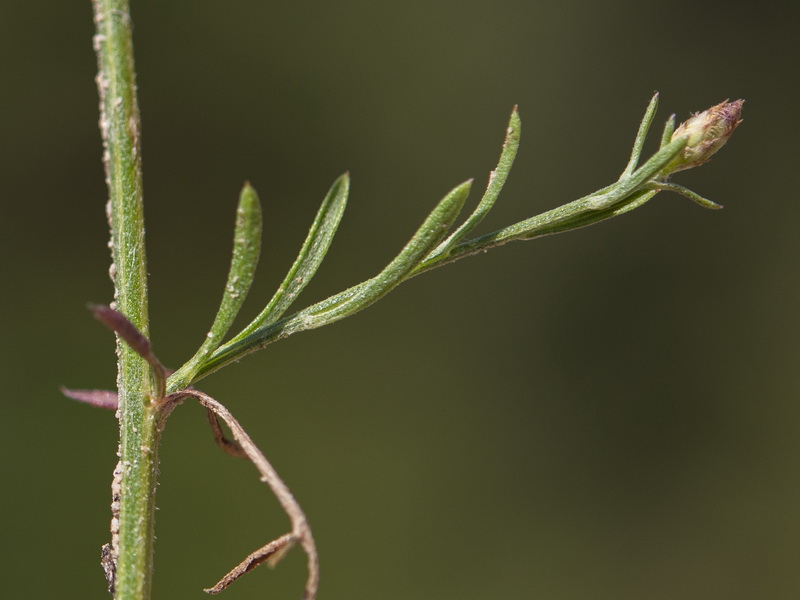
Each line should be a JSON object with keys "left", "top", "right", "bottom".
{"left": 620, "top": 92, "right": 659, "bottom": 179}
{"left": 648, "top": 181, "right": 724, "bottom": 209}
{"left": 425, "top": 107, "right": 521, "bottom": 263}
{"left": 232, "top": 172, "right": 350, "bottom": 340}
{"left": 170, "top": 183, "right": 261, "bottom": 388}
{"left": 203, "top": 182, "right": 263, "bottom": 343}
{"left": 660, "top": 114, "right": 676, "bottom": 149}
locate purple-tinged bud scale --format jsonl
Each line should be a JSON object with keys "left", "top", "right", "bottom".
{"left": 663, "top": 99, "right": 744, "bottom": 174}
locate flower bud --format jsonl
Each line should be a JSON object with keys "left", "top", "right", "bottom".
{"left": 664, "top": 99, "right": 744, "bottom": 174}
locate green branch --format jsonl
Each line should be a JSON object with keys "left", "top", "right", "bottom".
{"left": 182, "top": 93, "right": 742, "bottom": 384}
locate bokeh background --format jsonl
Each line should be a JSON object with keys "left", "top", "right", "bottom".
{"left": 2, "top": 1, "right": 797, "bottom": 598}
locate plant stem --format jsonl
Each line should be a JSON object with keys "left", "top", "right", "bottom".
{"left": 93, "top": 1, "right": 157, "bottom": 598}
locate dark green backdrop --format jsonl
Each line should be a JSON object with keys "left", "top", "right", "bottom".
{"left": 2, "top": 1, "right": 797, "bottom": 598}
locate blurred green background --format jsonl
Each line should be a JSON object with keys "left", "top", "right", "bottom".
{"left": 2, "top": 1, "right": 797, "bottom": 598}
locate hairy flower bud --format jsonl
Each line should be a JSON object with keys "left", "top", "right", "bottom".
{"left": 664, "top": 99, "right": 744, "bottom": 174}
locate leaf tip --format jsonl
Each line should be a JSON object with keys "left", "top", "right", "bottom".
{"left": 239, "top": 181, "right": 261, "bottom": 209}
{"left": 61, "top": 386, "right": 119, "bottom": 410}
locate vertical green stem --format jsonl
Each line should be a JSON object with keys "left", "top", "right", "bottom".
{"left": 93, "top": 1, "right": 157, "bottom": 599}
